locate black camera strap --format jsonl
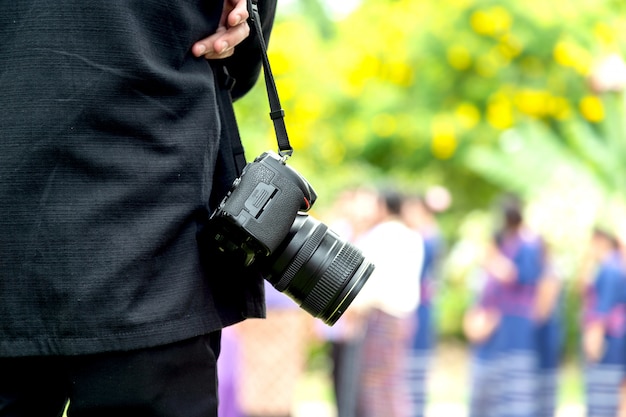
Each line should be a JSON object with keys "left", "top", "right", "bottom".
{"left": 248, "top": 0, "right": 293, "bottom": 159}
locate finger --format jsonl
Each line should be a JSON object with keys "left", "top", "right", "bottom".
{"left": 191, "top": 26, "right": 227, "bottom": 58}
{"left": 191, "top": 0, "right": 251, "bottom": 60}
{"left": 191, "top": 29, "right": 224, "bottom": 58}
{"left": 201, "top": 48, "right": 235, "bottom": 59}
{"left": 192, "top": 21, "right": 249, "bottom": 59}
{"left": 192, "top": 39, "right": 235, "bottom": 59}
{"left": 227, "top": 0, "right": 249, "bottom": 28}
{"left": 213, "top": 20, "right": 249, "bottom": 52}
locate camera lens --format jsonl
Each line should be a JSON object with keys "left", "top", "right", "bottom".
{"left": 262, "top": 214, "right": 374, "bottom": 326}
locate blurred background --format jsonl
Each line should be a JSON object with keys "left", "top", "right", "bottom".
{"left": 226, "top": 0, "right": 626, "bottom": 416}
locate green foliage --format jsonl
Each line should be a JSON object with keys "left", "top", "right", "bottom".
{"left": 434, "top": 277, "right": 473, "bottom": 340}
{"left": 560, "top": 281, "right": 584, "bottom": 359}
{"left": 239, "top": 0, "right": 625, "bottom": 209}
{"left": 234, "top": 0, "right": 626, "bottom": 352}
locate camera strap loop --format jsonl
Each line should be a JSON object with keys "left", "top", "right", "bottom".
{"left": 248, "top": 0, "right": 293, "bottom": 159}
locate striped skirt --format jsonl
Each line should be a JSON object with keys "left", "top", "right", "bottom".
{"left": 469, "top": 315, "right": 539, "bottom": 417}
{"left": 357, "top": 309, "right": 416, "bottom": 417}
{"left": 585, "top": 336, "right": 626, "bottom": 417}
{"left": 407, "top": 303, "right": 435, "bottom": 417}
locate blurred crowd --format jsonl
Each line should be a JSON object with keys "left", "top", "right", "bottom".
{"left": 216, "top": 186, "right": 626, "bottom": 417}
{"left": 464, "top": 194, "right": 626, "bottom": 417}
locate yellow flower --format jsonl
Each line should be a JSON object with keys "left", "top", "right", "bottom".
{"left": 346, "top": 54, "right": 380, "bottom": 95}
{"left": 268, "top": 51, "right": 292, "bottom": 76}
{"left": 470, "top": 10, "right": 493, "bottom": 36}
{"left": 497, "top": 34, "right": 523, "bottom": 59}
{"left": 294, "top": 93, "right": 324, "bottom": 121}
{"left": 554, "top": 41, "right": 577, "bottom": 67}
{"left": 514, "top": 89, "right": 552, "bottom": 117}
{"left": 487, "top": 93, "right": 514, "bottom": 130}
{"left": 383, "top": 61, "right": 415, "bottom": 87}
{"left": 553, "top": 40, "right": 592, "bottom": 75}
{"left": 579, "top": 96, "right": 604, "bottom": 123}
{"left": 594, "top": 22, "right": 617, "bottom": 47}
{"left": 285, "top": 120, "right": 307, "bottom": 150}
{"left": 447, "top": 45, "right": 472, "bottom": 70}
{"left": 455, "top": 103, "right": 481, "bottom": 129}
{"left": 490, "top": 6, "right": 513, "bottom": 33}
{"left": 275, "top": 78, "right": 297, "bottom": 102}
{"left": 431, "top": 115, "right": 457, "bottom": 160}
{"left": 470, "top": 6, "right": 512, "bottom": 37}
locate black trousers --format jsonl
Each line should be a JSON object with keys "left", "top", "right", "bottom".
{"left": 0, "top": 332, "right": 221, "bottom": 417}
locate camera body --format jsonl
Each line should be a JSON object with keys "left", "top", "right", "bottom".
{"left": 207, "top": 150, "right": 373, "bottom": 326}
{"left": 209, "top": 151, "right": 317, "bottom": 266}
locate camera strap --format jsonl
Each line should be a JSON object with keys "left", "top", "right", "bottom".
{"left": 248, "top": 0, "right": 293, "bottom": 159}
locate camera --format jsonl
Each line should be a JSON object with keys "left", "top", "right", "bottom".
{"left": 207, "top": 151, "right": 374, "bottom": 325}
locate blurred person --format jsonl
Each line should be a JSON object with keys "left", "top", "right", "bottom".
{"left": 401, "top": 193, "right": 446, "bottom": 417}
{"left": 533, "top": 261, "right": 563, "bottom": 417}
{"left": 464, "top": 195, "right": 548, "bottom": 417}
{"left": 617, "top": 226, "right": 626, "bottom": 417}
{"left": 580, "top": 228, "right": 626, "bottom": 417}
{"left": 352, "top": 186, "right": 424, "bottom": 417}
{"left": 314, "top": 188, "right": 367, "bottom": 417}
{"left": 317, "top": 310, "right": 363, "bottom": 417}
{"left": 234, "top": 282, "right": 312, "bottom": 417}
{"left": 527, "top": 216, "right": 565, "bottom": 417}
{"left": 0, "top": 1, "right": 277, "bottom": 416}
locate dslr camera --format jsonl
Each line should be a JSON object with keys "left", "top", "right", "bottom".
{"left": 208, "top": 151, "right": 374, "bottom": 325}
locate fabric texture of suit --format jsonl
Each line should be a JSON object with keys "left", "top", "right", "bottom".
{"left": 0, "top": 0, "right": 276, "bottom": 357}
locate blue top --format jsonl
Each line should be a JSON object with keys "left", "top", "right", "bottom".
{"left": 584, "top": 251, "right": 626, "bottom": 338}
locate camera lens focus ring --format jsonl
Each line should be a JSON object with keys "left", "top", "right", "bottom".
{"left": 301, "top": 244, "right": 363, "bottom": 316}
{"left": 273, "top": 223, "right": 326, "bottom": 292}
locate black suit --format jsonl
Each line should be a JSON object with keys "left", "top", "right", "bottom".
{"left": 0, "top": 0, "right": 275, "bottom": 415}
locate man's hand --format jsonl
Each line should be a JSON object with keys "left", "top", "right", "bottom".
{"left": 192, "top": 0, "right": 250, "bottom": 59}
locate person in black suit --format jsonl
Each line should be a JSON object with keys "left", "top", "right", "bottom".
{"left": 0, "top": 0, "right": 276, "bottom": 416}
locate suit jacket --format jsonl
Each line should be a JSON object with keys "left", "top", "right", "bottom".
{"left": 0, "top": 0, "right": 275, "bottom": 356}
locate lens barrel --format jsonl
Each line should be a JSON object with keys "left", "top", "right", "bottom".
{"left": 263, "top": 214, "right": 374, "bottom": 326}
